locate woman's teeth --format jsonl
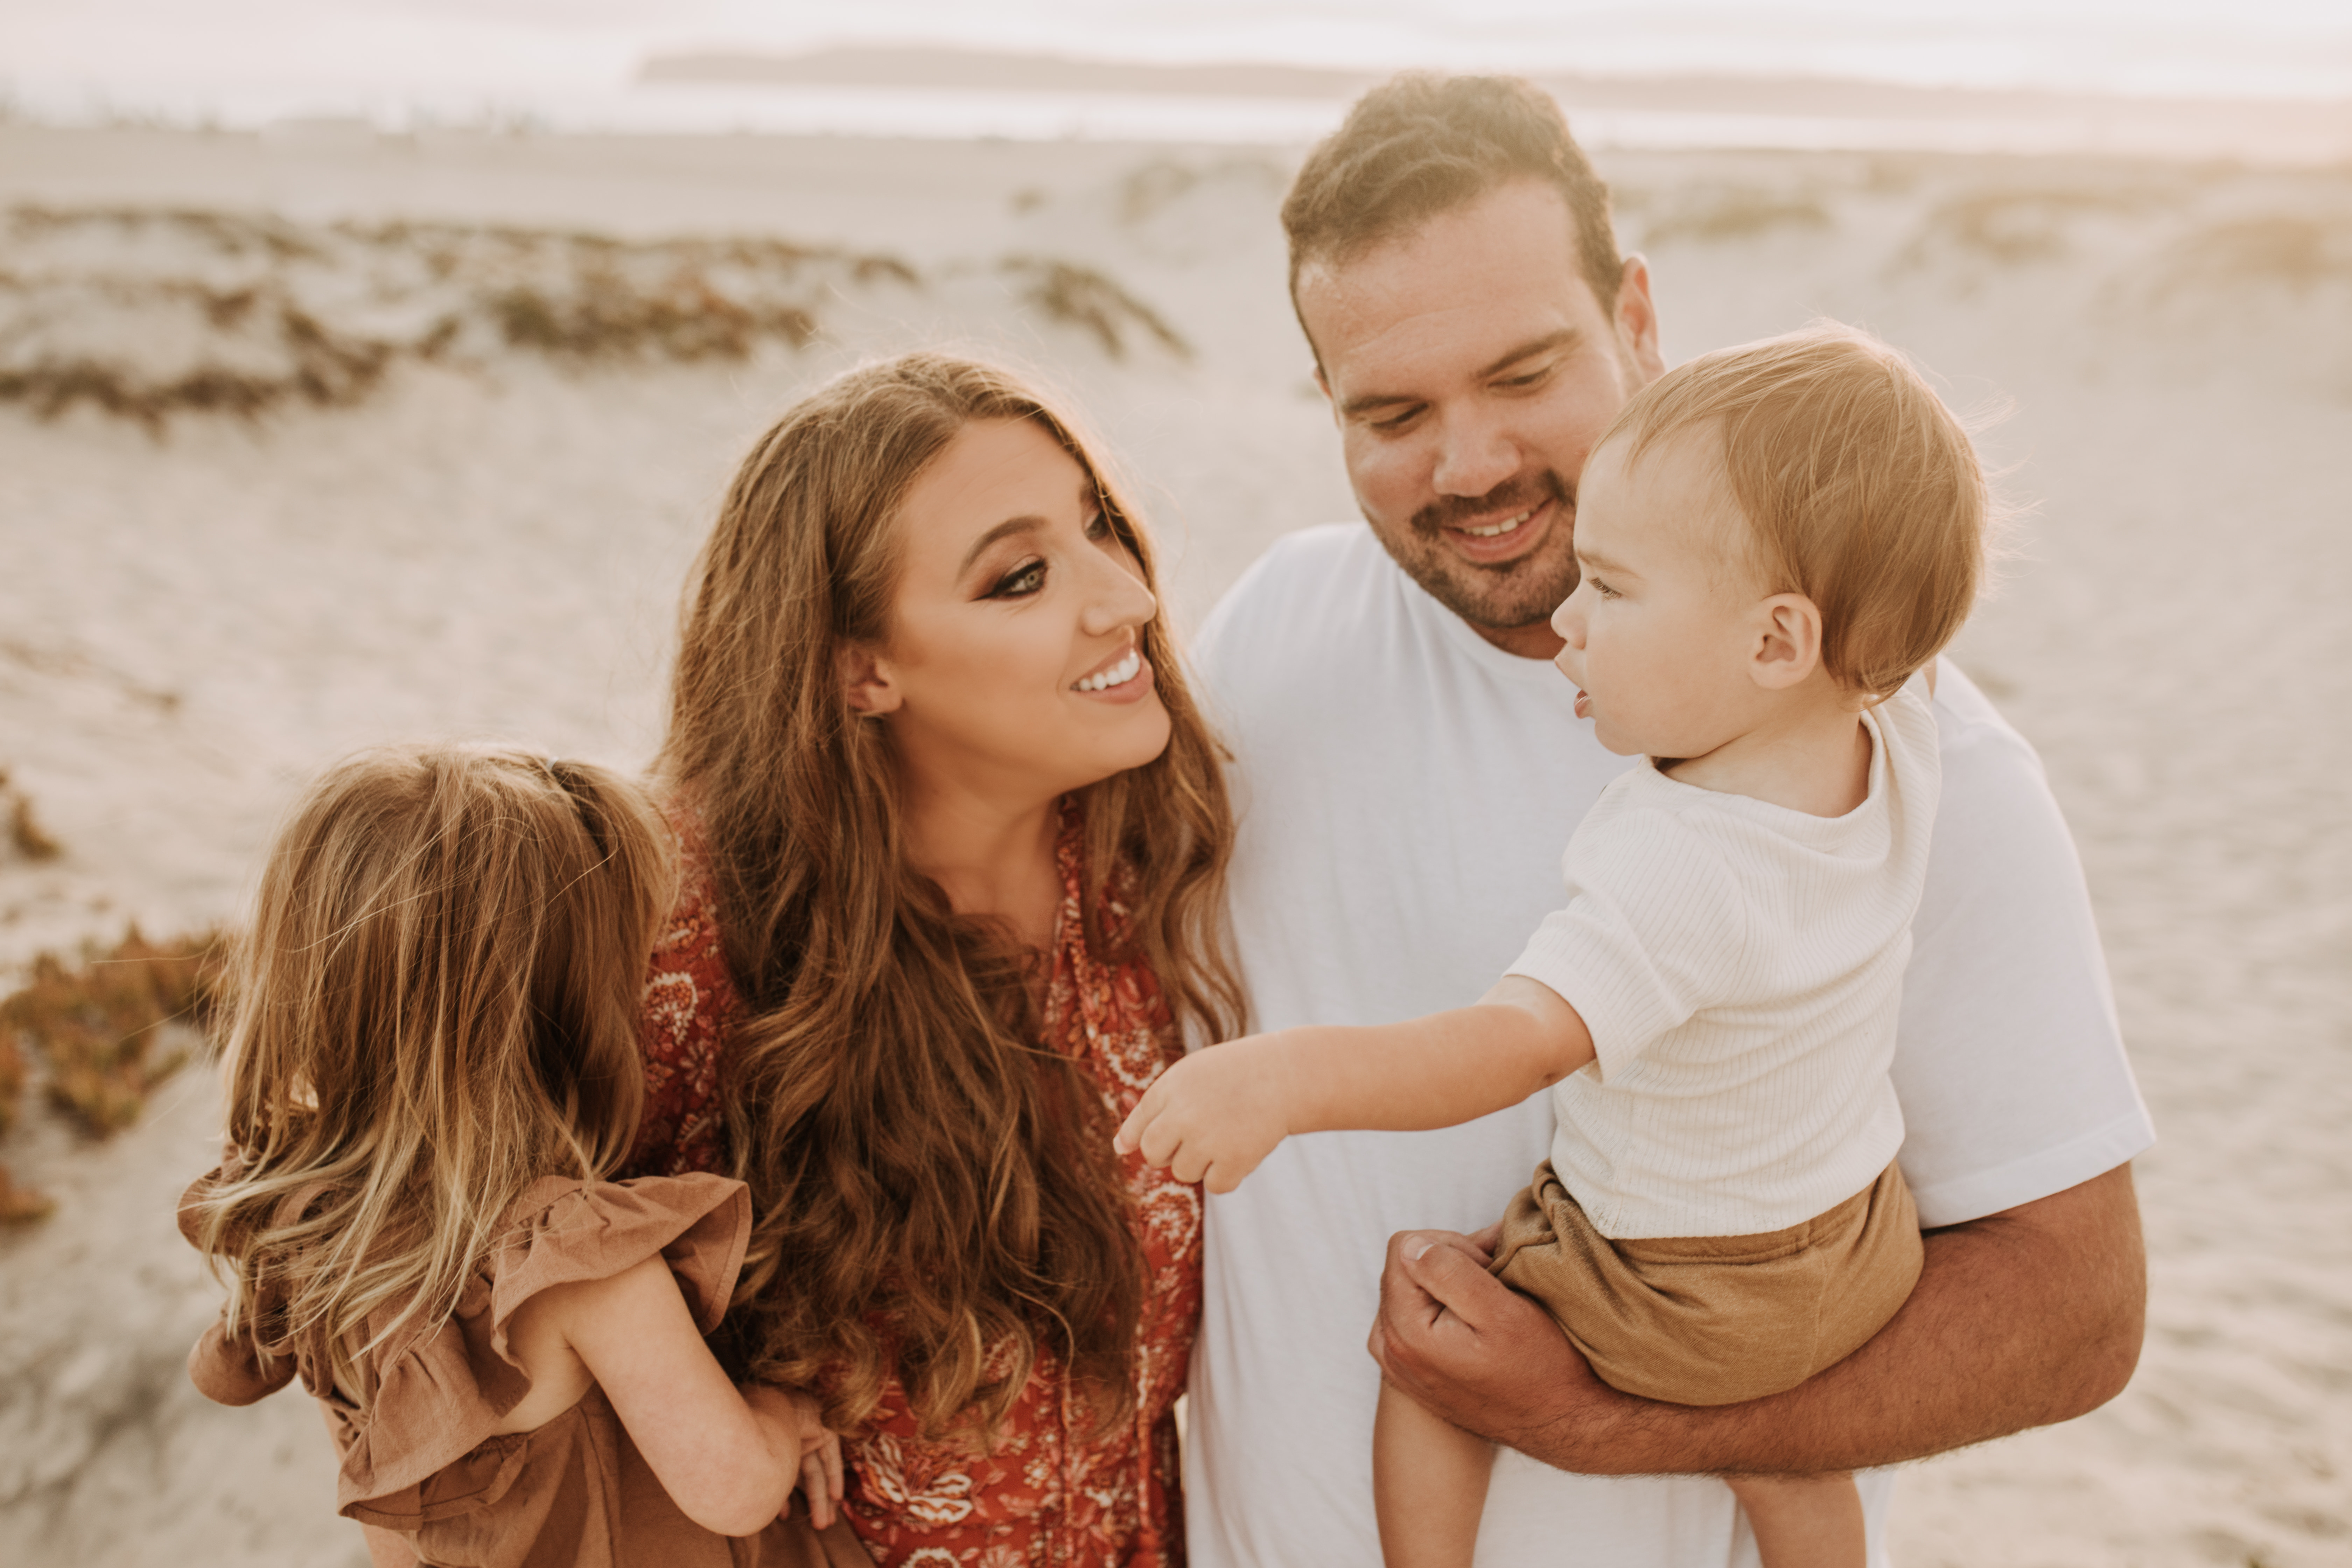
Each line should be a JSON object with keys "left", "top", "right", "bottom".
{"left": 1461, "top": 508, "right": 1533, "bottom": 539}
{"left": 1076, "top": 649, "right": 1142, "bottom": 692}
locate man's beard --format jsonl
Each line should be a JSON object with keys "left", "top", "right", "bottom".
{"left": 1382, "top": 469, "right": 1581, "bottom": 634}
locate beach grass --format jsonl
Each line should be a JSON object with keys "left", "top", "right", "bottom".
{"left": 0, "top": 925, "right": 224, "bottom": 1140}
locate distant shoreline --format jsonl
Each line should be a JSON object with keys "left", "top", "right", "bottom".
{"left": 630, "top": 47, "right": 2352, "bottom": 166}
{"left": 642, "top": 43, "right": 2352, "bottom": 123}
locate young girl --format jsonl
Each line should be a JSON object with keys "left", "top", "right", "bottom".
{"left": 1118, "top": 323, "right": 1989, "bottom": 1568}
{"left": 180, "top": 742, "right": 859, "bottom": 1568}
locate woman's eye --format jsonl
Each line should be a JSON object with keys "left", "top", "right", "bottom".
{"left": 992, "top": 561, "right": 1047, "bottom": 598}
{"left": 1084, "top": 510, "right": 1112, "bottom": 541}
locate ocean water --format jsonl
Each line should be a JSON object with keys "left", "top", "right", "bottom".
{"left": 5, "top": 0, "right": 2350, "bottom": 152}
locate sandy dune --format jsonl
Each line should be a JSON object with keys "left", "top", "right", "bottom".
{"left": 0, "top": 120, "right": 2346, "bottom": 1567}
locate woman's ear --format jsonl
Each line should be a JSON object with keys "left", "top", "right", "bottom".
{"left": 1749, "top": 593, "right": 1824, "bottom": 691}
{"left": 838, "top": 643, "right": 902, "bottom": 718}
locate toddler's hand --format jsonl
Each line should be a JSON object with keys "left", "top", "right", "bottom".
{"left": 743, "top": 1382, "right": 845, "bottom": 1530}
{"left": 1114, "top": 1034, "right": 1294, "bottom": 1194}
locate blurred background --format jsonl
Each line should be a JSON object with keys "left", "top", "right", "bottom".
{"left": 0, "top": 4, "right": 2346, "bottom": 1565}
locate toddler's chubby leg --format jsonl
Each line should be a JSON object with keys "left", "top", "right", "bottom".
{"left": 1726, "top": 1472, "right": 1865, "bottom": 1568}
{"left": 1373, "top": 1377, "right": 1494, "bottom": 1568}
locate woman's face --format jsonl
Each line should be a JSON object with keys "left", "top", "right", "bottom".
{"left": 849, "top": 416, "right": 1171, "bottom": 810}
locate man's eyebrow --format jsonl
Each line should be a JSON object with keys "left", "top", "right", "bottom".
{"left": 959, "top": 515, "right": 1044, "bottom": 575}
{"left": 1337, "top": 329, "right": 1584, "bottom": 419}
{"left": 1476, "top": 328, "right": 1581, "bottom": 380}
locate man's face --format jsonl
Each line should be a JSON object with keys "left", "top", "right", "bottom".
{"left": 1297, "top": 178, "right": 1665, "bottom": 658}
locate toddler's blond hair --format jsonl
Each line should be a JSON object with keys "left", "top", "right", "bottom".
{"left": 1601, "top": 322, "right": 1989, "bottom": 697}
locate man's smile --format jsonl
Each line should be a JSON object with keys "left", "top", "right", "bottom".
{"left": 1438, "top": 493, "right": 1558, "bottom": 567}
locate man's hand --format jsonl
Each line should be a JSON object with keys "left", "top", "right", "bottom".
{"left": 1370, "top": 1164, "right": 2146, "bottom": 1476}
{"left": 1115, "top": 1035, "right": 1295, "bottom": 1193}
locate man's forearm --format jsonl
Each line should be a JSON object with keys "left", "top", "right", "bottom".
{"left": 1502, "top": 1165, "right": 2147, "bottom": 1475}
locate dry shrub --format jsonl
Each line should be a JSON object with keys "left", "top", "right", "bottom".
{"left": 0, "top": 925, "right": 224, "bottom": 1138}
{"left": 1899, "top": 188, "right": 2153, "bottom": 268}
{"left": 0, "top": 1160, "right": 49, "bottom": 1225}
{"left": 0, "top": 1029, "right": 24, "bottom": 1136}
{"left": 0, "top": 1028, "right": 37, "bottom": 1224}
{"left": 0, "top": 207, "right": 927, "bottom": 428}
{"left": 1644, "top": 187, "right": 1833, "bottom": 247}
{"left": 1, "top": 767, "right": 62, "bottom": 861}
{"left": 2153, "top": 215, "right": 2352, "bottom": 294}
{"left": 490, "top": 265, "right": 817, "bottom": 361}
{"left": 1003, "top": 257, "right": 1191, "bottom": 361}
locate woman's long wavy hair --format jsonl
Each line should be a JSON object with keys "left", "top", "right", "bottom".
{"left": 186, "top": 744, "right": 673, "bottom": 1399}
{"left": 661, "top": 353, "right": 1242, "bottom": 1440}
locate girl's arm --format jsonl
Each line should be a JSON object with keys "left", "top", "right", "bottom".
{"left": 547, "top": 1256, "right": 842, "bottom": 1536}
{"left": 1114, "top": 975, "right": 1594, "bottom": 1193}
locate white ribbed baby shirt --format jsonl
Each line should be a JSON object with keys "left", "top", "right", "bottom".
{"left": 1506, "top": 682, "right": 1939, "bottom": 1240}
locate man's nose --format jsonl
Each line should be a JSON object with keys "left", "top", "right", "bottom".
{"left": 1430, "top": 408, "right": 1519, "bottom": 499}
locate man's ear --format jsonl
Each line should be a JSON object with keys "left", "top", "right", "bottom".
{"left": 1614, "top": 254, "right": 1667, "bottom": 385}
{"left": 1750, "top": 593, "right": 1823, "bottom": 692}
{"left": 838, "top": 642, "right": 902, "bottom": 718}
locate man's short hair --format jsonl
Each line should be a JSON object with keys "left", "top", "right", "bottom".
{"left": 1602, "top": 323, "right": 1990, "bottom": 698}
{"left": 1281, "top": 74, "right": 1625, "bottom": 337}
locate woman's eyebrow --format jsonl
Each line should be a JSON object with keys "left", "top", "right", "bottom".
{"left": 958, "top": 515, "right": 1044, "bottom": 574}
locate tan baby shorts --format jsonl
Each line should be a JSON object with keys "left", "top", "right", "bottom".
{"left": 1488, "top": 1159, "right": 1923, "bottom": 1406}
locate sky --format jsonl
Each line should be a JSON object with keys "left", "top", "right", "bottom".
{"left": 5, "top": 0, "right": 2351, "bottom": 129}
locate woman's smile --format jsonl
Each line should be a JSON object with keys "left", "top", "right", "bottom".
{"left": 1074, "top": 645, "right": 1155, "bottom": 701}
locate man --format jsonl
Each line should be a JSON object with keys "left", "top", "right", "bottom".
{"left": 1185, "top": 75, "right": 2153, "bottom": 1566}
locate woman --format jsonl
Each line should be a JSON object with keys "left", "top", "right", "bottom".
{"left": 628, "top": 353, "right": 1243, "bottom": 1567}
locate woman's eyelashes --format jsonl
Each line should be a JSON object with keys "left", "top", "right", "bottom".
{"left": 985, "top": 514, "right": 1112, "bottom": 599}
{"left": 989, "top": 558, "right": 1048, "bottom": 598}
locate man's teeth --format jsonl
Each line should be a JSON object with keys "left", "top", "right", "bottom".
{"left": 1461, "top": 509, "right": 1533, "bottom": 539}
{"left": 1077, "top": 650, "right": 1142, "bottom": 692}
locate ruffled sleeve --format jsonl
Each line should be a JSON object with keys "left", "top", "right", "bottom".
{"left": 333, "top": 1172, "right": 751, "bottom": 1523}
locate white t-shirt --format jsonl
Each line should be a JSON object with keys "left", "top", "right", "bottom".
{"left": 1510, "top": 684, "right": 1935, "bottom": 1240}
{"left": 1184, "top": 523, "right": 2154, "bottom": 1568}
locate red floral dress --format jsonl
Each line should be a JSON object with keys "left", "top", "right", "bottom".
{"left": 630, "top": 806, "right": 1200, "bottom": 1568}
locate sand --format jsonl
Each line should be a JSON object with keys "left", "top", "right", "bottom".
{"left": 0, "top": 119, "right": 2346, "bottom": 1567}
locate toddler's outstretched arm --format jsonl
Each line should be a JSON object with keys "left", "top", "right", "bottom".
{"left": 1114, "top": 976, "right": 1595, "bottom": 1192}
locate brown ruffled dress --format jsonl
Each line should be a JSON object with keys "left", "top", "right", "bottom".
{"left": 180, "top": 1169, "right": 869, "bottom": 1568}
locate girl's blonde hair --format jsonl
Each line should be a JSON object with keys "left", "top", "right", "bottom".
{"left": 188, "top": 743, "right": 674, "bottom": 1398}
{"left": 663, "top": 352, "right": 1242, "bottom": 1439}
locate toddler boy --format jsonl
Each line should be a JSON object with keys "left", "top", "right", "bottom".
{"left": 1118, "top": 322, "right": 1990, "bottom": 1567}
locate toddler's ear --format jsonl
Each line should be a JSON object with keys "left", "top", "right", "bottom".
{"left": 838, "top": 643, "right": 902, "bottom": 718}
{"left": 1749, "top": 593, "right": 1824, "bottom": 691}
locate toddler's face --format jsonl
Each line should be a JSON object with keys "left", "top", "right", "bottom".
{"left": 1549, "top": 433, "right": 1769, "bottom": 760}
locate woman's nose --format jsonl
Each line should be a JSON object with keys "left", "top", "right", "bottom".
{"left": 1079, "top": 550, "right": 1157, "bottom": 638}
